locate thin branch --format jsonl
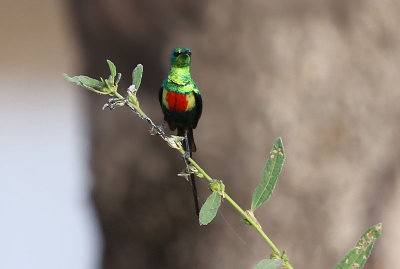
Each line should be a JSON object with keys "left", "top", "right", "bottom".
{"left": 117, "top": 91, "right": 294, "bottom": 269}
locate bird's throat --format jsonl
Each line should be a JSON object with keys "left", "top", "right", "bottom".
{"left": 169, "top": 66, "right": 191, "bottom": 85}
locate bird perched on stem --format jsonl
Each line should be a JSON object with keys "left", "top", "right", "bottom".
{"left": 159, "top": 47, "right": 202, "bottom": 215}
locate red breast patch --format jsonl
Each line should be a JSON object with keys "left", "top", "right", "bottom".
{"left": 166, "top": 91, "right": 188, "bottom": 112}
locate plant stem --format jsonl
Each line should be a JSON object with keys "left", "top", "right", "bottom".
{"left": 114, "top": 91, "right": 124, "bottom": 100}
{"left": 224, "top": 193, "right": 281, "bottom": 254}
{"left": 177, "top": 147, "right": 212, "bottom": 183}
{"left": 178, "top": 148, "right": 279, "bottom": 250}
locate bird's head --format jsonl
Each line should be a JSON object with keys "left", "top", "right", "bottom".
{"left": 170, "top": 47, "right": 192, "bottom": 68}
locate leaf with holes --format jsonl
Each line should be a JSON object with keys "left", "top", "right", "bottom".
{"left": 251, "top": 137, "right": 285, "bottom": 211}
{"left": 335, "top": 223, "right": 383, "bottom": 269}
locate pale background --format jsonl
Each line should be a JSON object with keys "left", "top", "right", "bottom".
{"left": 0, "top": 1, "right": 100, "bottom": 269}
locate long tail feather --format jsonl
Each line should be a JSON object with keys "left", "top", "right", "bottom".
{"left": 189, "top": 171, "right": 200, "bottom": 216}
{"left": 178, "top": 128, "right": 196, "bottom": 152}
{"left": 179, "top": 128, "right": 200, "bottom": 215}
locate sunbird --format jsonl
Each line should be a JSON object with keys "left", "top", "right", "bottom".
{"left": 159, "top": 47, "right": 202, "bottom": 215}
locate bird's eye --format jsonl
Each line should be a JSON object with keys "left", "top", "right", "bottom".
{"left": 173, "top": 51, "right": 180, "bottom": 57}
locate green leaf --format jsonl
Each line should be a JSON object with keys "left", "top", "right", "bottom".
{"left": 251, "top": 137, "right": 285, "bottom": 211}
{"left": 63, "top": 74, "right": 105, "bottom": 88}
{"left": 254, "top": 259, "right": 284, "bottom": 269}
{"left": 115, "top": 73, "right": 122, "bottom": 85}
{"left": 199, "top": 191, "right": 221, "bottom": 225}
{"left": 132, "top": 64, "right": 143, "bottom": 89}
{"left": 107, "top": 60, "right": 117, "bottom": 79}
{"left": 165, "top": 135, "right": 185, "bottom": 149}
{"left": 335, "top": 223, "right": 383, "bottom": 269}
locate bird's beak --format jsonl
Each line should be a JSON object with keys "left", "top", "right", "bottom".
{"left": 182, "top": 50, "right": 192, "bottom": 56}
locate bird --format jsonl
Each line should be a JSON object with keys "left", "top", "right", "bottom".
{"left": 159, "top": 47, "right": 202, "bottom": 215}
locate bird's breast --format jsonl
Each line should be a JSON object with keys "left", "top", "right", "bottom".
{"left": 162, "top": 89, "right": 196, "bottom": 112}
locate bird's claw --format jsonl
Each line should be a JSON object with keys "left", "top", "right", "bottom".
{"left": 182, "top": 151, "right": 191, "bottom": 162}
{"left": 102, "top": 97, "right": 125, "bottom": 110}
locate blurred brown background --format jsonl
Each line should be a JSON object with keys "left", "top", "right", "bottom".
{"left": 1, "top": 0, "right": 399, "bottom": 268}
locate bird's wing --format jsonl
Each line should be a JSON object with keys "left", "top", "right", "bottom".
{"left": 158, "top": 85, "right": 163, "bottom": 107}
{"left": 193, "top": 91, "right": 202, "bottom": 129}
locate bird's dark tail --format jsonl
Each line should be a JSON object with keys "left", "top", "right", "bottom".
{"left": 189, "top": 168, "right": 200, "bottom": 216}
{"left": 178, "top": 128, "right": 196, "bottom": 152}
{"left": 178, "top": 128, "right": 200, "bottom": 215}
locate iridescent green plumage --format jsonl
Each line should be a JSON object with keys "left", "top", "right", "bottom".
{"left": 159, "top": 47, "right": 202, "bottom": 215}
